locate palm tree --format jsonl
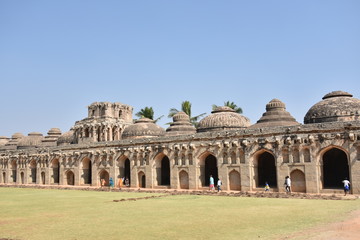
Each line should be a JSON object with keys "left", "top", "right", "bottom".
{"left": 168, "top": 100, "right": 206, "bottom": 126}
{"left": 212, "top": 101, "right": 243, "bottom": 114}
{"left": 135, "top": 107, "right": 163, "bottom": 123}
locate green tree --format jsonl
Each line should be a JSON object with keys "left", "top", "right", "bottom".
{"left": 168, "top": 100, "right": 206, "bottom": 126}
{"left": 135, "top": 107, "right": 163, "bottom": 123}
{"left": 212, "top": 101, "right": 243, "bottom": 114}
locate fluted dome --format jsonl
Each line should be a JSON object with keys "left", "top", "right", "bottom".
{"left": 304, "top": 91, "right": 360, "bottom": 124}
{"left": 47, "top": 128, "right": 62, "bottom": 136}
{"left": 197, "top": 106, "right": 250, "bottom": 132}
{"left": 122, "top": 118, "right": 165, "bottom": 139}
{"left": 17, "top": 132, "right": 44, "bottom": 149}
{"left": 249, "top": 99, "right": 300, "bottom": 129}
{"left": 166, "top": 112, "right": 196, "bottom": 136}
{"left": 57, "top": 130, "right": 76, "bottom": 146}
{"left": 11, "top": 132, "right": 24, "bottom": 139}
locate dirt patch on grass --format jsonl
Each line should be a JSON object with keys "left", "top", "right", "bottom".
{"left": 281, "top": 209, "right": 360, "bottom": 240}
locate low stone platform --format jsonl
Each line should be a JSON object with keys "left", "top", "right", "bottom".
{"left": 1, "top": 184, "right": 358, "bottom": 200}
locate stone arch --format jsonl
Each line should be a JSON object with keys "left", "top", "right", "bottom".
{"left": 29, "top": 160, "right": 37, "bottom": 183}
{"left": 11, "top": 160, "right": 17, "bottom": 183}
{"left": 253, "top": 150, "right": 277, "bottom": 188}
{"left": 230, "top": 151, "right": 236, "bottom": 164}
{"left": 229, "top": 170, "right": 241, "bottom": 191}
{"left": 41, "top": 172, "right": 46, "bottom": 184}
{"left": 321, "top": 147, "right": 349, "bottom": 189}
{"left": 2, "top": 172, "right": 6, "bottom": 183}
{"left": 81, "top": 157, "right": 92, "bottom": 185}
{"left": 179, "top": 170, "right": 189, "bottom": 189}
{"left": 20, "top": 172, "right": 25, "bottom": 184}
{"left": 154, "top": 153, "right": 170, "bottom": 186}
{"left": 117, "top": 155, "right": 131, "bottom": 185}
{"left": 50, "top": 159, "right": 60, "bottom": 184}
{"left": 290, "top": 169, "right": 306, "bottom": 193}
{"left": 199, "top": 152, "right": 218, "bottom": 187}
{"left": 138, "top": 171, "right": 146, "bottom": 188}
{"left": 99, "top": 169, "right": 110, "bottom": 186}
{"left": 66, "top": 170, "right": 75, "bottom": 185}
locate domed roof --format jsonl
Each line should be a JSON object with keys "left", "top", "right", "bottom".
{"left": 11, "top": 132, "right": 24, "bottom": 139}
{"left": 17, "top": 132, "right": 44, "bottom": 149}
{"left": 122, "top": 118, "right": 165, "bottom": 139}
{"left": 304, "top": 91, "right": 360, "bottom": 124}
{"left": 166, "top": 112, "right": 196, "bottom": 136}
{"left": 47, "top": 128, "right": 62, "bottom": 136}
{"left": 57, "top": 130, "right": 76, "bottom": 146}
{"left": 197, "top": 106, "right": 250, "bottom": 132}
{"left": 0, "top": 136, "right": 9, "bottom": 146}
{"left": 249, "top": 99, "right": 300, "bottom": 129}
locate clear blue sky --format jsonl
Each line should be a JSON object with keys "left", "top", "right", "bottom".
{"left": 1, "top": 1, "right": 359, "bottom": 137}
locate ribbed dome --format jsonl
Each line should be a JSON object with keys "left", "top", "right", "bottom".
{"left": 57, "top": 130, "right": 76, "bottom": 146}
{"left": 122, "top": 118, "right": 165, "bottom": 139}
{"left": 249, "top": 99, "right": 299, "bottom": 129}
{"left": 0, "top": 136, "right": 9, "bottom": 146}
{"left": 47, "top": 128, "right": 62, "bottom": 136}
{"left": 304, "top": 91, "right": 360, "bottom": 124}
{"left": 166, "top": 112, "right": 196, "bottom": 136}
{"left": 17, "top": 132, "right": 44, "bottom": 149}
{"left": 197, "top": 106, "right": 250, "bottom": 132}
{"left": 11, "top": 133, "right": 24, "bottom": 139}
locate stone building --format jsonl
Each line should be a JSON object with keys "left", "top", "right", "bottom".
{"left": 0, "top": 91, "right": 360, "bottom": 194}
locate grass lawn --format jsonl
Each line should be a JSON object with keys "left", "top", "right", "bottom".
{"left": 0, "top": 188, "right": 359, "bottom": 240}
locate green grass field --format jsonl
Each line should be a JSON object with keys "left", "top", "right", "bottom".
{"left": 0, "top": 188, "right": 359, "bottom": 240}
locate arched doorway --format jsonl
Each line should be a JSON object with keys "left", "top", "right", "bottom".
{"left": 30, "top": 160, "right": 37, "bottom": 183}
{"left": 81, "top": 158, "right": 92, "bottom": 185}
{"left": 21, "top": 172, "right": 25, "bottom": 184}
{"left": 41, "top": 172, "right": 45, "bottom": 184}
{"left": 323, "top": 148, "right": 349, "bottom": 188}
{"left": 290, "top": 170, "right": 306, "bottom": 192}
{"left": 257, "top": 152, "right": 277, "bottom": 187}
{"left": 179, "top": 170, "right": 189, "bottom": 189}
{"left": 2, "top": 172, "right": 6, "bottom": 183}
{"left": 229, "top": 170, "right": 241, "bottom": 191}
{"left": 160, "top": 156, "right": 170, "bottom": 185}
{"left": 11, "top": 161, "right": 17, "bottom": 183}
{"left": 66, "top": 171, "right": 75, "bottom": 185}
{"left": 138, "top": 171, "right": 146, "bottom": 188}
{"left": 99, "top": 170, "right": 109, "bottom": 186}
{"left": 204, "top": 154, "right": 218, "bottom": 186}
{"left": 124, "top": 159, "right": 130, "bottom": 185}
{"left": 51, "top": 159, "right": 60, "bottom": 184}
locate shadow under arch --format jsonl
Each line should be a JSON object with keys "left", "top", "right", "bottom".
{"left": 153, "top": 152, "right": 170, "bottom": 186}
{"left": 198, "top": 151, "right": 218, "bottom": 187}
{"left": 320, "top": 147, "right": 349, "bottom": 189}
{"left": 253, "top": 149, "right": 277, "bottom": 188}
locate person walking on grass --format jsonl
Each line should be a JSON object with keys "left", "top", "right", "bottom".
{"left": 209, "top": 175, "right": 215, "bottom": 191}
{"left": 217, "top": 178, "right": 222, "bottom": 192}
{"left": 284, "top": 176, "right": 291, "bottom": 193}
{"left": 342, "top": 177, "right": 351, "bottom": 196}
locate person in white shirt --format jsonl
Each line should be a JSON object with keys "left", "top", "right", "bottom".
{"left": 284, "top": 176, "right": 291, "bottom": 193}
{"left": 217, "top": 178, "right": 222, "bottom": 192}
{"left": 342, "top": 178, "right": 351, "bottom": 196}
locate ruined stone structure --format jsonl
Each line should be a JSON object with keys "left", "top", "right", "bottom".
{"left": 1, "top": 91, "right": 360, "bottom": 194}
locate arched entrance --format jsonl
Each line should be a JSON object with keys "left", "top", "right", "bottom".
{"left": 66, "top": 171, "right": 75, "bottom": 185}
{"left": 11, "top": 161, "right": 17, "bottom": 183}
{"left": 30, "top": 160, "right": 37, "bottom": 183}
{"left": 204, "top": 154, "right": 218, "bottom": 186}
{"left": 290, "top": 170, "right": 306, "bottom": 192}
{"left": 2, "top": 172, "right": 6, "bottom": 183}
{"left": 51, "top": 159, "right": 60, "bottom": 184}
{"left": 41, "top": 172, "right": 45, "bottom": 184}
{"left": 229, "top": 170, "right": 241, "bottom": 191}
{"left": 323, "top": 148, "right": 349, "bottom": 188}
{"left": 124, "top": 159, "right": 130, "bottom": 185}
{"left": 160, "top": 156, "right": 170, "bottom": 185}
{"left": 179, "top": 170, "right": 189, "bottom": 189}
{"left": 81, "top": 158, "right": 92, "bottom": 185}
{"left": 99, "top": 170, "right": 109, "bottom": 186}
{"left": 138, "top": 171, "right": 146, "bottom": 188}
{"left": 21, "top": 172, "right": 25, "bottom": 184}
{"left": 257, "top": 152, "right": 277, "bottom": 187}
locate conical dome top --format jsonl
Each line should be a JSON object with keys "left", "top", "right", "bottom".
{"left": 166, "top": 112, "right": 196, "bottom": 136}
{"left": 249, "top": 99, "right": 299, "bottom": 129}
